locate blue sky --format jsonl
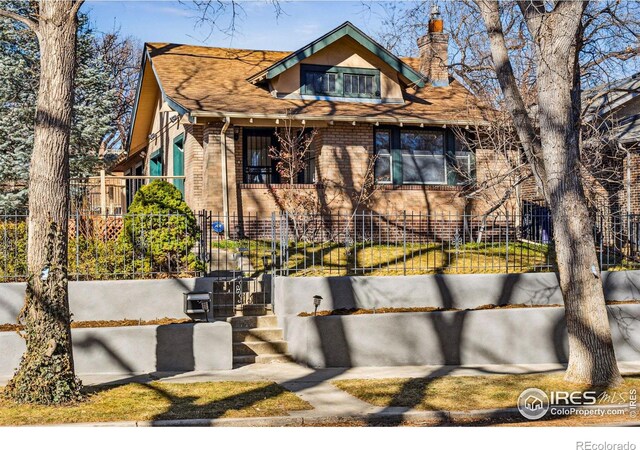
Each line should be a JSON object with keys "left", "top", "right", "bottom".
{"left": 81, "top": 0, "right": 391, "bottom": 51}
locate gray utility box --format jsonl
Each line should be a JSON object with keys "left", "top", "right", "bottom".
{"left": 184, "top": 292, "right": 212, "bottom": 314}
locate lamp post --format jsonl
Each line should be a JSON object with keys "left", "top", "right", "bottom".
{"left": 313, "top": 295, "right": 323, "bottom": 317}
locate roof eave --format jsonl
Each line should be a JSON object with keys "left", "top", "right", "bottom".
{"left": 190, "top": 110, "right": 486, "bottom": 126}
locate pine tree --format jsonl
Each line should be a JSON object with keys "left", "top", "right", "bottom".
{"left": 0, "top": 3, "right": 115, "bottom": 212}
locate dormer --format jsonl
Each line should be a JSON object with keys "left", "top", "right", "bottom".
{"left": 247, "top": 22, "right": 426, "bottom": 104}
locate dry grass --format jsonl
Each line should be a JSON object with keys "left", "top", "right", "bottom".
{"left": 0, "top": 381, "right": 312, "bottom": 426}
{"left": 334, "top": 373, "right": 640, "bottom": 412}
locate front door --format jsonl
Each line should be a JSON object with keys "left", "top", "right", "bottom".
{"left": 173, "top": 134, "right": 185, "bottom": 196}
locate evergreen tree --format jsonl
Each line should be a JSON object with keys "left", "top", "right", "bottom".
{"left": 0, "top": 6, "right": 115, "bottom": 212}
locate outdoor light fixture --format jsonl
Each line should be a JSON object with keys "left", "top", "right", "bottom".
{"left": 313, "top": 295, "right": 323, "bottom": 316}
{"left": 233, "top": 127, "right": 240, "bottom": 141}
{"left": 148, "top": 132, "right": 157, "bottom": 141}
{"left": 170, "top": 114, "right": 179, "bottom": 123}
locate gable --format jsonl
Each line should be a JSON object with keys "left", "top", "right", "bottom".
{"left": 129, "top": 57, "right": 161, "bottom": 154}
{"left": 271, "top": 35, "right": 405, "bottom": 102}
{"left": 248, "top": 22, "right": 425, "bottom": 90}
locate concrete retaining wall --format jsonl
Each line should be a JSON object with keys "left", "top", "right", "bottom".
{"left": 282, "top": 304, "right": 640, "bottom": 368}
{"left": 0, "top": 322, "right": 232, "bottom": 376}
{"left": 273, "top": 270, "right": 640, "bottom": 315}
{"left": 0, "top": 277, "right": 217, "bottom": 324}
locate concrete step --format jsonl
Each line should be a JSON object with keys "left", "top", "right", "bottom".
{"left": 233, "top": 354, "right": 294, "bottom": 365}
{"left": 233, "top": 340, "right": 289, "bottom": 356}
{"left": 232, "top": 328, "right": 284, "bottom": 343}
{"left": 228, "top": 315, "right": 278, "bottom": 329}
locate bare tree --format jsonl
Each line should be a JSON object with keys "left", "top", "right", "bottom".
{"left": 476, "top": 0, "right": 622, "bottom": 386}
{"left": 94, "top": 30, "right": 141, "bottom": 153}
{"left": 183, "top": 0, "right": 284, "bottom": 41}
{"left": 0, "top": 0, "right": 84, "bottom": 404}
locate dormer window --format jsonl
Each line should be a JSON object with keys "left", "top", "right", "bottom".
{"left": 301, "top": 64, "right": 380, "bottom": 99}
{"left": 304, "top": 70, "right": 338, "bottom": 96}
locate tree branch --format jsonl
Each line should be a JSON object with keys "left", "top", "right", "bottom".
{"left": 475, "top": 0, "right": 548, "bottom": 201}
{"left": 71, "top": 0, "right": 85, "bottom": 18}
{"left": 0, "top": 8, "right": 39, "bottom": 35}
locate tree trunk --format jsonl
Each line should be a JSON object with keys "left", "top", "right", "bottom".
{"left": 535, "top": 12, "right": 622, "bottom": 386}
{"left": 4, "top": 1, "right": 82, "bottom": 404}
{"left": 477, "top": 0, "right": 622, "bottom": 386}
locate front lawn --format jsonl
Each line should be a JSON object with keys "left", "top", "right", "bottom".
{"left": 334, "top": 373, "right": 640, "bottom": 412}
{"left": 0, "top": 381, "right": 312, "bottom": 426}
{"left": 224, "top": 239, "right": 556, "bottom": 276}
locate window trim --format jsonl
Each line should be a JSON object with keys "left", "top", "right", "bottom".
{"left": 301, "top": 64, "right": 381, "bottom": 99}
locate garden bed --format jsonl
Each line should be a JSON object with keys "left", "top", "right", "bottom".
{"left": 0, "top": 317, "right": 193, "bottom": 332}
{"left": 298, "top": 300, "right": 640, "bottom": 317}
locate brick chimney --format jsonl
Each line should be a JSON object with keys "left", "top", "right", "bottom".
{"left": 417, "top": 5, "right": 449, "bottom": 87}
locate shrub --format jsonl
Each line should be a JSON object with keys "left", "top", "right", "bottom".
{"left": 121, "top": 181, "right": 202, "bottom": 274}
{"left": 0, "top": 220, "right": 28, "bottom": 280}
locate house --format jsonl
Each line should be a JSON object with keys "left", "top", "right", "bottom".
{"left": 115, "top": 13, "right": 504, "bottom": 231}
{"left": 582, "top": 73, "right": 640, "bottom": 215}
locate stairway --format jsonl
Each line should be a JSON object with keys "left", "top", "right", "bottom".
{"left": 228, "top": 315, "right": 293, "bottom": 366}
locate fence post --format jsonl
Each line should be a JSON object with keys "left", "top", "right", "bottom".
{"left": 505, "top": 210, "right": 510, "bottom": 274}
{"left": 403, "top": 210, "right": 407, "bottom": 276}
{"left": 271, "top": 211, "right": 277, "bottom": 278}
{"left": 100, "top": 169, "right": 107, "bottom": 216}
{"left": 75, "top": 208, "right": 80, "bottom": 281}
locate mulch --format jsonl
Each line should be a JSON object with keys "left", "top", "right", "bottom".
{"left": 299, "top": 300, "right": 640, "bottom": 317}
{"left": 0, "top": 317, "right": 193, "bottom": 333}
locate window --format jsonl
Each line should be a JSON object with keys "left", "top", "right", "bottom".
{"left": 400, "top": 131, "right": 446, "bottom": 184}
{"left": 303, "top": 156, "right": 316, "bottom": 184}
{"left": 244, "top": 129, "right": 277, "bottom": 184}
{"left": 344, "top": 73, "right": 377, "bottom": 97}
{"left": 374, "top": 130, "right": 392, "bottom": 183}
{"left": 374, "top": 127, "right": 473, "bottom": 186}
{"left": 301, "top": 64, "right": 380, "bottom": 99}
{"left": 243, "top": 128, "right": 315, "bottom": 184}
{"left": 304, "top": 71, "right": 338, "bottom": 96}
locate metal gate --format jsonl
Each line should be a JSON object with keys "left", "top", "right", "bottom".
{"left": 197, "top": 211, "right": 275, "bottom": 316}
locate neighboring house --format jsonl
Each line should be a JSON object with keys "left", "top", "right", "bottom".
{"left": 576, "top": 73, "right": 640, "bottom": 216}
{"left": 115, "top": 15, "right": 501, "bottom": 224}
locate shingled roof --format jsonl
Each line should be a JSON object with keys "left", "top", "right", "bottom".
{"left": 144, "top": 42, "right": 486, "bottom": 125}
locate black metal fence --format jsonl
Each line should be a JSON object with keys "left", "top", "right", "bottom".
{"left": 1, "top": 212, "right": 200, "bottom": 282}
{"left": 3, "top": 208, "right": 640, "bottom": 283}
